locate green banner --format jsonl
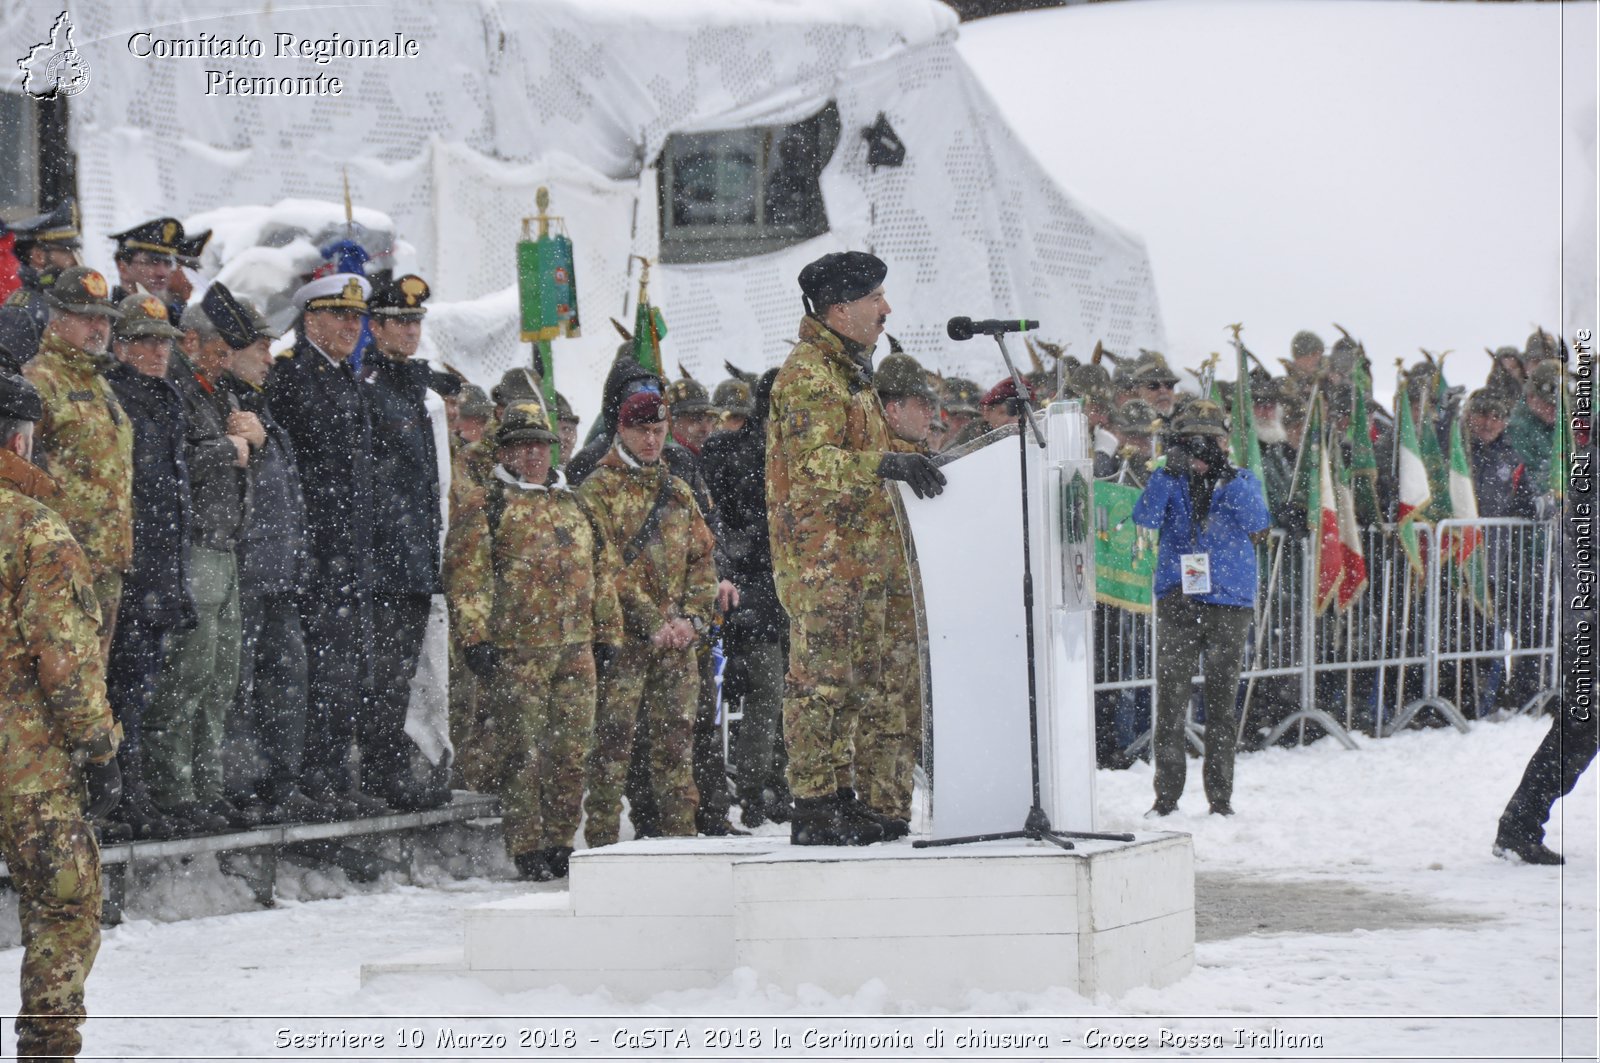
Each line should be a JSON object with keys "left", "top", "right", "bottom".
{"left": 1094, "top": 480, "right": 1156, "bottom": 612}
{"left": 517, "top": 233, "right": 580, "bottom": 342}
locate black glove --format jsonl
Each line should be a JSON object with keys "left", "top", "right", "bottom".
{"left": 84, "top": 758, "right": 123, "bottom": 820}
{"left": 593, "top": 643, "right": 616, "bottom": 677}
{"left": 877, "top": 452, "right": 947, "bottom": 499}
{"left": 464, "top": 643, "right": 501, "bottom": 682}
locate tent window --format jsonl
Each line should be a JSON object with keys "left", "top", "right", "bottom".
{"left": 0, "top": 94, "right": 41, "bottom": 216}
{"left": 658, "top": 102, "right": 839, "bottom": 264}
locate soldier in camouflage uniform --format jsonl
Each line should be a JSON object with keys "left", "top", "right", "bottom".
{"left": 767, "top": 252, "right": 945, "bottom": 846}
{"left": 446, "top": 404, "right": 622, "bottom": 879}
{"left": 857, "top": 351, "right": 939, "bottom": 823}
{"left": 0, "top": 370, "right": 123, "bottom": 1062}
{"left": 23, "top": 267, "right": 133, "bottom": 664}
{"left": 937, "top": 377, "right": 981, "bottom": 451}
{"left": 577, "top": 390, "right": 719, "bottom": 846}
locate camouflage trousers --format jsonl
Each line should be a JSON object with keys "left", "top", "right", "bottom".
{"left": 584, "top": 642, "right": 699, "bottom": 847}
{"left": 783, "top": 578, "right": 888, "bottom": 801}
{"left": 856, "top": 576, "right": 921, "bottom": 819}
{"left": 0, "top": 786, "right": 102, "bottom": 1060}
{"left": 482, "top": 643, "right": 597, "bottom": 857}
{"left": 447, "top": 640, "right": 496, "bottom": 794}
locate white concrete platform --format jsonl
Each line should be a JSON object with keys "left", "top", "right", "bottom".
{"left": 362, "top": 833, "right": 1194, "bottom": 1003}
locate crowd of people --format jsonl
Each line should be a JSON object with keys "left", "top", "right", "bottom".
{"left": 0, "top": 200, "right": 1591, "bottom": 1058}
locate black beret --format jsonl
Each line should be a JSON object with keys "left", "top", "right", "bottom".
{"left": 799, "top": 251, "right": 887, "bottom": 312}
{"left": 0, "top": 370, "right": 43, "bottom": 422}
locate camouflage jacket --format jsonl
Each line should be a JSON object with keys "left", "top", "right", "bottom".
{"left": 766, "top": 315, "right": 902, "bottom": 593}
{"left": 0, "top": 450, "right": 121, "bottom": 796}
{"left": 23, "top": 333, "right": 135, "bottom": 581}
{"left": 444, "top": 467, "right": 623, "bottom": 651}
{"left": 577, "top": 448, "right": 718, "bottom": 643}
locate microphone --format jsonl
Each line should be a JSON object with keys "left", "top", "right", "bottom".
{"left": 946, "top": 316, "right": 1041, "bottom": 341}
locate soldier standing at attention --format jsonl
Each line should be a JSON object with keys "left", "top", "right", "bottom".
{"left": 0, "top": 369, "right": 123, "bottom": 1061}
{"left": 446, "top": 403, "right": 622, "bottom": 879}
{"left": 766, "top": 252, "right": 945, "bottom": 846}
{"left": 23, "top": 267, "right": 133, "bottom": 665}
{"left": 577, "top": 390, "right": 719, "bottom": 845}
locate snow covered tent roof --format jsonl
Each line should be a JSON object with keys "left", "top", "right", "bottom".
{"left": 25, "top": 0, "right": 1164, "bottom": 413}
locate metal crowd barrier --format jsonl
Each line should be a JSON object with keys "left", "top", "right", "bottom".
{"left": 1091, "top": 518, "right": 1561, "bottom": 753}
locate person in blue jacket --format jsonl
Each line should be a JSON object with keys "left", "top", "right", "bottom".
{"left": 1132, "top": 400, "right": 1270, "bottom": 817}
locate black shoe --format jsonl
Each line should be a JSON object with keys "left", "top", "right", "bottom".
{"left": 1210, "top": 801, "right": 1235, "bottom": 817}
{"left": 93, "top": 817, "right": 134, "bottom": 844}
{"left": 203, "top": 798, "right": 264, "bottom": 830}
{"left": 301, "top": 787, "right": 362, "bottom": 821}
{"left": 1145, "top": 800, "right": 1177, "bottom": 819}
{"left": 696, "top": 811, "right": 750, "bottom": 837}
{"left": 513, "top": 850, "right": 555, "bottom": 881}
{"left": 345, "top": 790, "right": 394, "bottom": 817}
{"left": 113, "top": 793, "right": 177, "bottom": 841}
{"left": 161, "top": 801, "right": 231, "bottom": 835}
{"left": 261, "top": 788, "right": 342, "bottom": 824}
{"left": 789, "top": 793, "right": 885, "bottom": 847}
{"left": 1494, "top": 834, "right": 1565, "bottom": 865}
{"left": 386, "top": 780, "right": 451, "bottom": 812}
{"left": 541, "top": 846, "right": 574, "bottom": 880}
{"left": 739, "top": 797, "right": 769, "bottom": 829}
{"left": 838, "top": 789, "right": 910, "bottom": 840}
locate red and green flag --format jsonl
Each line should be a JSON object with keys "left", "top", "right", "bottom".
{"left": 1331, "top": 437, "right": 1369, "bottom": 610}
{"left": 1308, "top": 401, "right": 1345, "bottom": 614}
{"left": 1395, "top": 393, "right": 1431, "bottom": 579}
{"left": 1447, "top": 416, "right": 1491, "bottom": 613}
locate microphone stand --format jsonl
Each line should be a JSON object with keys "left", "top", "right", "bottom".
{"left": 915, "top": 332, "right": 1134, "bottom": 851}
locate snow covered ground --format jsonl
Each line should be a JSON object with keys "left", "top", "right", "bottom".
{"left": 2, "top": 716, "right": 1592, "bottom": 1060}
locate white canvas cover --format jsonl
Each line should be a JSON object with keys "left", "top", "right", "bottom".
{"left": 13, "top": 0, "right": 1164, "bottom": 418}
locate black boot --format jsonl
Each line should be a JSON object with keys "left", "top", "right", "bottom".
{"left": 1494, "top": 818, "right": 1564, "bottom": 865}
{"left": 111, "top": 749, "right": 177, "bottom": 840}
{"left": 789, "top": 792, "right": 885, "bottom": 847}
{"left": 513, "top": 850, "right": 555, "bottom": 881}
{"left": 541, "top": 847, "right": 574, "bottom": 880}
{"left": 839, "top": 788, "right": 909, "bottom": 840}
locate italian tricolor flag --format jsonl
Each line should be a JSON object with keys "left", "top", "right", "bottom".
{"left": 1396, "top": 394, "right": 1431, "bottom": 579}
{"left": 1308, "top": 409, "right": 1365, "bottom": 612}
{"left": 1449, "top": 417, "right": 1491, "bottom": 613}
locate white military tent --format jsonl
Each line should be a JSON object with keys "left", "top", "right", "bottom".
{"left": 15, "top": 0, "right": 1164, "bottom": 414}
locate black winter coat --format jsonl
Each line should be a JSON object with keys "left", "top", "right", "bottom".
{"left": 106, "top": 361, "right": 193, "bottom": 627}
{"left": 168, "top": 352, "right": 250, "bottom": 551}
{"left": 219, "top": 373, "right": 309, "bottom": 596}
{"left": 265, "top": 337, "right": 375, "bottom": 597}
{"left": 361, "top": 353, "right": 443, "bottom": 595}
{"left": 1471, "top": 431, "right": 1538, "bottom": 521}
{"left": 699, "top": 370, "right": 786, "bottom": 646}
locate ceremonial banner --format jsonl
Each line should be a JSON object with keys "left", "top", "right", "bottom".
{"left": 517, "top": 232, "right": 580, "bottom": 342}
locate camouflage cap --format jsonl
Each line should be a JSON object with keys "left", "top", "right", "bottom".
{"left": 1524, "top": 329, "right": 1564, "bottom": 363}
{"left": 495, "top": 401, "right": 559, "bottom": 447}
{"left": 1290, "top": 330, "right": 1325, "bottom": 360}
{"left": 1527, "top": 360, "right": 1565, "bottom": 403}
{"left": 941, "top": 377, "right": 982, "bottom": 415}
{"left": 664, "top": 377, "right": 715, "bottom": 415}
{"left": 1467, "top": 389, "right": 1513, "bottom": 418}
{"left": 113, "top": 291, "right": 184, "bottom": 340}
{"left": 875, "top": 353, "right": 938, "bottom": 404}
{"left": 712, "top": 378, "right": 754, "bottom": 417}
{"left": 1066, "top": 362, "right": 1113, "bottom": 405}
{"left": 1168, "top": 399, "right": 1229, "bottom": 438}
{"left": 1112, "top": 399, "right": 1161, "bottom": 435}
{"left": 491, "top": 367, "right": 540, "bottom": 407}
{"left": 0, "top": 370, "right": 43, "bottom": 422}
{"left": 457, "top": 384, "right": 493, "bottom": 419}
{"left": 44, "top": 266, "right": 119, "bottom": 317}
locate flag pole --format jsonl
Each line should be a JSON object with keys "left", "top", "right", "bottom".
{"left": 1239, "top": 376, "right": 1323, "bottom": 744}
